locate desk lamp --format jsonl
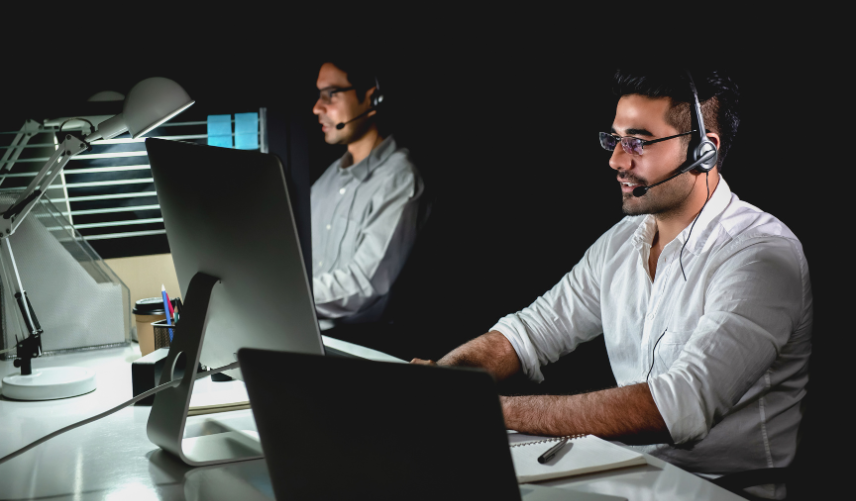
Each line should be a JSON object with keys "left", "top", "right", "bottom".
{"left": 0, "top": 77, "right": 194, "bottom": 401}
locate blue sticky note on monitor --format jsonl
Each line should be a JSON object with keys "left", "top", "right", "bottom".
{"left": 207, "top": 115, "right": 233, "bottom": 148}
{"left": 234, "top": 112, "right": 259, "bottom": 150}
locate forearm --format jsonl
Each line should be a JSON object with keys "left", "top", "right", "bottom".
{"left": 435, "top": 331, "right": 522, "bottom": 381}
{"left": 502, "top": 383, "right": 671, "bottom": 444}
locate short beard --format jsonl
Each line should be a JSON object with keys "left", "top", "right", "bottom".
{"left": 328, "top": 112, "right": 374, "bottom": 146}
{"left": 621, "top": 174, "right": 695, "bottom": 217}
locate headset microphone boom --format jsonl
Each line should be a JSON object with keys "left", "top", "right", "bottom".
{"left": 335, "top": 76, "right": 385, "bottom": 131}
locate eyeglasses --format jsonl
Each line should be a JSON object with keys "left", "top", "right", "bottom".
{"left": 599, "top": 130, "right": 696, "bottom": 156}
{"left": 318, "top": 86, "right": 355, "bottom": 104}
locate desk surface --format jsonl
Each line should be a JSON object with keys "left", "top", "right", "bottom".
{"left": 0, "top": 346, "right": 744, "bottom": 501}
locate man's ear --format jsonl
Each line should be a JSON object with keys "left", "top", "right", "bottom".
{"left": 706, "top": 131, "right": 721, "bottom": 150}
{"left": 691, "top": 132, "right": 721, "bottom": 179}
{"left": 364, "top": 86, "right": 377, "bottom": 105}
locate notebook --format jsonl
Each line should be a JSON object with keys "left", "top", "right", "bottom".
{"left": 510, "top": 433, "right": 647, "bottom": 483}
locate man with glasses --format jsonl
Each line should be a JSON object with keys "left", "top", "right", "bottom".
{"left": 413, "top": 69, "right": 810, "bottom": 499}
{"left": 310, "top": 56, "right": 423, "bottom": 329}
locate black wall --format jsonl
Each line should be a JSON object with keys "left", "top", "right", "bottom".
{"left": 3, "top": 32, "right": 840, "bottom": 493}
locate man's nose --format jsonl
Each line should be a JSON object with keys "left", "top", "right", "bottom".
{"left": 608, "top": 145, "right": 632, "bottom": 172}
{"left": 312, "top": 99, "right": 325, "bottom": 116}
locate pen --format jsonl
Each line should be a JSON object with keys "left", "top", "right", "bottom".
{"left": 161, "top": 285, "right": 173, "bottom": 341}
{"left": 537, "top": 438, "right": 569, "bottom": 464}
{"left": 166, "top": 292, "right": 175, "bottom": 321}
{"left": 173, "top": 297, "right": 182, "bottom": 323}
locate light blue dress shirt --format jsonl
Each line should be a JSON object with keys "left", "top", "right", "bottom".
{"left": 311, "top": 135, "right": 422, "bottom": 325}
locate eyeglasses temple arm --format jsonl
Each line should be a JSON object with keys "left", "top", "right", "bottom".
{"left": 644, "top": 130, "right": 698, "bottom": 145}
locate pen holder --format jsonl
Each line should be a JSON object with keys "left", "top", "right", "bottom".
{"left": 151, "top": 320, "right": 175, "bottom": 350}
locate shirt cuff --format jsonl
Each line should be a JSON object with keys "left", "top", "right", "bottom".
{"left": 647, "top": 372, "right": 709, "bottom": 445}
{"left": 490, "top": 318, "right": 545, "bottom": 383}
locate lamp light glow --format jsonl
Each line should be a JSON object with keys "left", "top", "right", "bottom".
{"left": 132, "top": 100, "right": 195, "bottom": 139}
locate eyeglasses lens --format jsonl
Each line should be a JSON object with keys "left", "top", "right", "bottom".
{"left": 599, "top": 133, "right": 617, "bottom": 151}
{"left": 621, "top": 138, "right": 644, "bottom": 156}
{"left": 600, "top": 133, "right": 646, "bottom": 155}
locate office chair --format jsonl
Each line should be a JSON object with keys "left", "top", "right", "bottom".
{"left": 712, "top": 469, "right": 791, "bottom": 501}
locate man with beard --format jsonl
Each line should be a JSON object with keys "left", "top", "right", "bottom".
{"left": 412, "top": 69, "right": 811, "bottom": 500}
{"left": 310, "top": 56, "right": 422, "bottom": 329}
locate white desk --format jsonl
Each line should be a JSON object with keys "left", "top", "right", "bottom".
{"left": 0, "top": 346, "right": 744, "bottom": 500}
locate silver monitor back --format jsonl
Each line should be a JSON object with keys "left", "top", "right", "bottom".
{"left": 146, "top": 138, "right": 323, "bottom": 379}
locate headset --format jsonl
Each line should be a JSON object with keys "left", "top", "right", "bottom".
{"left": 631, "top": 70, "right": 718, "bottom": 197}
{"left": 370, "top": 75, "right": 384, "bottom": 108}
{"left": 685, "top": 70, "right": 718, "bottom": 173}
{"left": 336, "top": 75, "right": 384, "bottom": 130}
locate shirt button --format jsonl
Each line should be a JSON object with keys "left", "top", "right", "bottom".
{"left": 339, "top": 188, "right": 346, "bottom": 195}
{"left": 326, "top": 224, "right": 331, "bottom": 230}
{"left": 647, "top": 313, "right": 655, "bottom": 320}
{"left": 318, "top": 261, "right": 323, "bottom": 267}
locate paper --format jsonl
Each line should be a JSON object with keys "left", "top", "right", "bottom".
{"left": 188, "top": 377, "right": 250, "bottom": 415}
{"left": 510, "top": 435, "right": 647, "bottom": 483}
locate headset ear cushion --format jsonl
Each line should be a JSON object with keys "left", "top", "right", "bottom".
{"left": 697, "top": 141, "right": 718, "bottom": 172}
{"left": 371, "top": 91, "right": 384, "bottom": 109}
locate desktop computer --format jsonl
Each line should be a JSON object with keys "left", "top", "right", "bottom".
{"left": 147, "top": 137, "right": 324, "bottom": 376}
{"left": 144, "top": 138, "right": 326, "bottom": 465}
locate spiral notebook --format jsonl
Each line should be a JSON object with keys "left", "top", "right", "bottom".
{"left": 509, "top": 434, "right": 647, "bottom": 483}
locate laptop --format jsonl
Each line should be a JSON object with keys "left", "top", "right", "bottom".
{"left": 238, "top": 348, "right": 625, "bottom": 501}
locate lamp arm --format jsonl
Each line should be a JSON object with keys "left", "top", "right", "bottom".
{"left": 0, "top": 133, "right": 89, "bottom": 239}
{"left": 0, "top": 239, "right": 42, "bottom": 374}
{"left": 83, "top": 113, "right": 128, "bottom": 142}
{"left": 0, "top": 119, "right": 43, "bottom": 184}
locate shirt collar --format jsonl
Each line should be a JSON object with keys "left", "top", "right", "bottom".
{"left": 631, "top": 214, "right": 658, "bottom": 250}
{"left": 672, "top": 174, "right": 731, "bottom": 254}
{"left": 629, "top": 174, "right": 732, "bottom": 254}
{"left": 338, "top": 135, "right": 398, "bottom": 183}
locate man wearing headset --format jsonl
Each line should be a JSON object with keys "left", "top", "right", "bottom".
{"left": 310, "top": 56, "right": 423, "bottom": 329}
{"left": 413, "top": 69, "right": 810, "bottom": 499}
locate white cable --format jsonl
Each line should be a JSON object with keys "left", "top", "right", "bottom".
{"left": 0, "top": 360, "right": 240, "bottom": 466}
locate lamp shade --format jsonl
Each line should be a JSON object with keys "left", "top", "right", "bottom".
{"left": 123, "top": 77, "right": 194, "bottom": 139}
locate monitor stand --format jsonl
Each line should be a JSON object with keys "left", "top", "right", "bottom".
{"left": 146, "top": 272, "right": 263, "bottom": 466}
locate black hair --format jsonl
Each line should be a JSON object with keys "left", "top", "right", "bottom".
{"left": 613, "top": 69, "right": 740, "bottom": 171}
{"left": 325, "top": 53, "right": 379, "bottom": 105}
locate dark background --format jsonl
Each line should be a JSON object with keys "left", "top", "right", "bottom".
{"left": 2, "top": 30, "right": 840, "bottom": 495}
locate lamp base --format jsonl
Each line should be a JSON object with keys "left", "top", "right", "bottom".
{"left": 1, "top": 366, "right": 96, "bottom": 400}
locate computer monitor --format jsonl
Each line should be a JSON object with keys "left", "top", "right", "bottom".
{"left": 144, "top": 138, "right": 400, "bottom": 466}
{"left": 146, "top": 137, "right": 324, "bottom": 378}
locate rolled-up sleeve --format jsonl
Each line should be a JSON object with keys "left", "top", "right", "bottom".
{"left": 313, "top": 169, "right": 418, "bottom": 318}
{"left": 491, "top": 234, "right": 607, "bottom": 382}
{"left": 648, "top": 235, "right": 806, "bottom": 444}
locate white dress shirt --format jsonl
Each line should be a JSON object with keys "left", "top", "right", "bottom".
{"left": 492, "top": 177, "right": 811, "bottom": 495}
{"left": 311, "top": 135, "right": 422, "bottom": 324}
